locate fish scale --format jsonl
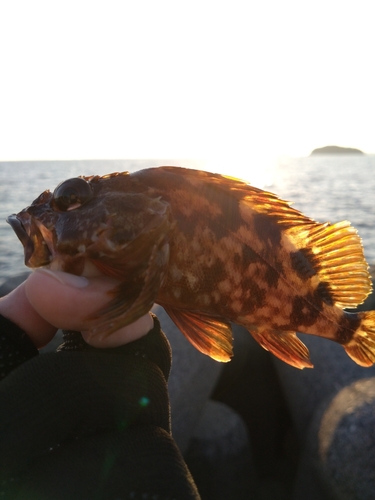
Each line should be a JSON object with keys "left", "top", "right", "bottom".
{"left": 7, "top": 166, "right": 375, "bottom": 369}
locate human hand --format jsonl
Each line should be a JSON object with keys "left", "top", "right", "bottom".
{"left": 0, "top": 269, "right": 153, "bottom": 349}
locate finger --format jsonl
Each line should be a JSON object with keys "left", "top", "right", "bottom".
{"left": 24, "top": 269, "right": 118, "bottom": 331}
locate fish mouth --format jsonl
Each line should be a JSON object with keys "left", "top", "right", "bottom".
{"left": 7, "top": 214, "right": 52, "bottom": 268}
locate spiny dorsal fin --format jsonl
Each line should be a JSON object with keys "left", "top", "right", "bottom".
{"left": 164, "top": 307, "right": 233, "bottom": 362}
{"left": 161, "top": 167, "right": 315, "bottom": 226}
{"left": 250, "top": 329, "right": 313, "bottom": 369}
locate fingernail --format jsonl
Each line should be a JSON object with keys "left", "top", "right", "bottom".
{"left": 34, "top": 268, "right": 89, "bottom": 288}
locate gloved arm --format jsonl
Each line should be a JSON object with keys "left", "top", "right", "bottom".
{"left": 0, "top": 313, "right": 39, "bottom": 379}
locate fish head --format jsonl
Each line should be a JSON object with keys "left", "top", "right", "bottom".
{"left": 7, "top": 172, "right": 173, "bottom": 279}
{"left": 7, "top": 188, "right": 59, "bottom": 270}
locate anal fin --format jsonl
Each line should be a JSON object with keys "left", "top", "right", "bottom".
{"left": 163, "top": 307, "right": 233, "bottom": 362}
{"left": 250, "top": 329, "right": 313, "bottom": 369}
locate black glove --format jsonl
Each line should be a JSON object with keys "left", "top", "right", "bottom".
{"left": 0, "top": 314, "right": 200, "bottom": 500}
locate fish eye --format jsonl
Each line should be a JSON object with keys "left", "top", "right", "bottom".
{"left": 52, "top": 177, "right": 93, "bottom": 211}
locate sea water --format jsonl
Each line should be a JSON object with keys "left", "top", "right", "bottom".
{"left": 0, "top": 156, "right": 374, "bottom": 286}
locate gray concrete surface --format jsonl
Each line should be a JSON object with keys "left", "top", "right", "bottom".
{"left": 185, "top": 399, "right": 255, "bottom": 499}
{"left": 152, "top": 304, "right": 224, "bottom": 453}
{"left": 274, "top": 334, "right": 375, "bottom": 500}
{"left": 294, "top": 376, "right": 375, "bottom": 500}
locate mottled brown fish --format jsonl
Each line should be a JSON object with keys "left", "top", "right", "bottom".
{"left": 7, "top": 167, "right": 375, "bottom": 369}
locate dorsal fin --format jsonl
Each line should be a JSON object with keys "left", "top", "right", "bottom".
{"left": 158, "top": 166, "right": 315, "bottom": 226}
{"left": 223, "top": 174, "right": 371, "bottom": 308}
{"left": 156, "top": 168, "right": 371, "bottom": 309}
{"left": 163, "top": 307, "right": 233, "bottom": 362}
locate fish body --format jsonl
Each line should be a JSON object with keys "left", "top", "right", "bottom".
{"left": 7, "top": 167, "right": 375, "bottom": 368}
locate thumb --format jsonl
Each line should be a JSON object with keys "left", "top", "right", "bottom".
{"left": 25, "top": 269, "right": 153, "bottom": 348}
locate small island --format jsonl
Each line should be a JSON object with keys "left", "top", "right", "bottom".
{"left": 310, "top": 145, "right": 364, "bottom": 155}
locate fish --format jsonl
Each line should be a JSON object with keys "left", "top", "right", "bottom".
{"left": 7, "top": 166, "right": 375, "bottom": 369}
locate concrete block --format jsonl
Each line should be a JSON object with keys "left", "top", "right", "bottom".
{"left": 185, "top": 400, "right": 255, "bottom": 500}
{"left": 273, "top": 335, "right": 375, "bottom": 440}
{"left": 294, "top": 377, "right": 375, "bottom": 500}
{"left": 152, "top": 305, "right": 224, "bottom": 453}
{"left": 273, "top": 334, "right": 375, "bottom": 500}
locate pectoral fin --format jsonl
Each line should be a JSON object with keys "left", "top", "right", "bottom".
{"left": 164, "top": 307, "right": 233, "bottom": 362}
{"left": 88, "top": 243, "right": 168, "bottom": 336}
{"left": 250, "top": 329, "right": 313, "bottom": 369}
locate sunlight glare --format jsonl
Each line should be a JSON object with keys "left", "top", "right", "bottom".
{"left": 202, "top": 154, "right": 277, "bottom": 189}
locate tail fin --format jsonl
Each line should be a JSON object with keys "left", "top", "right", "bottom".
{"left": 344, "top": 311, "right": 375, "bottom": 366}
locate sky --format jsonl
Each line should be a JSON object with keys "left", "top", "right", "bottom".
{"left": 0, "top": 0, "right": 374, "bottom": 173}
